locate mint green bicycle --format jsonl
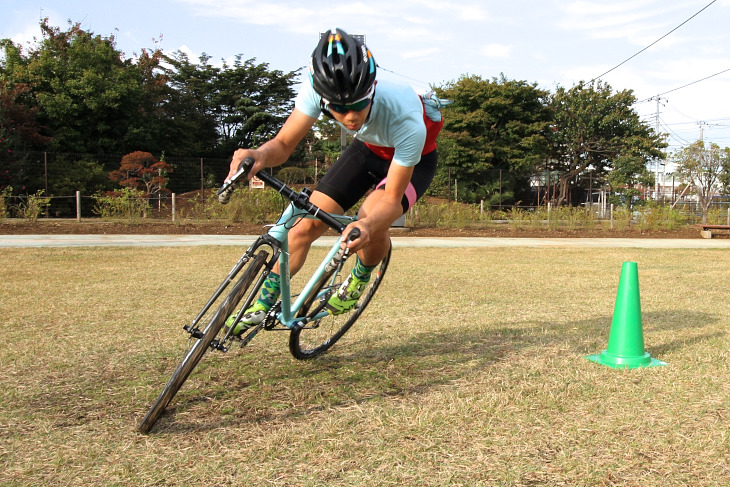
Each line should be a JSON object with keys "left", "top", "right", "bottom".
{"left": 138, "top": 157, "right": 391, "bottom": 434}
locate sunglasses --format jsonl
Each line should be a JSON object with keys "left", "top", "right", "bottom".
{"left": 328, "top": 96, "right": 373, "bottom": 114}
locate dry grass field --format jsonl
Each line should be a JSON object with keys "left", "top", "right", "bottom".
{"left": 1, "top": 245, "right": 729, "bottom": 486}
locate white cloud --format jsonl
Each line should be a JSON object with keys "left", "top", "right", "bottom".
{"left": 555, "top": 0, "right": 696, "bottom": 46}
{"left": 481, "top": 43, "right": 512, "bottom": 58}
{"left": 401, "top": 46, "right": 442, "bottom": 61}
{"left": 6, "top": 23, "right": 41, "bottom": 50}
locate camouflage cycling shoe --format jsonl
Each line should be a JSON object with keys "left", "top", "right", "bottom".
{"left": 226, "top": 301, "right": 269, "bottom": 335}
{"left": 326, "top": 273, "right": 369, "bottom": 315}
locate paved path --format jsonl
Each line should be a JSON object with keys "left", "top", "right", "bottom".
{"left": 2, "top": 234, "right": 730, "bottom": 249}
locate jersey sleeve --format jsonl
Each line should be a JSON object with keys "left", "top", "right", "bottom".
{"left": 294, "top": 82, "right": 323, "bottom": 119}
{"left": 390, "top": 111, "right": 427, "bottom": 167}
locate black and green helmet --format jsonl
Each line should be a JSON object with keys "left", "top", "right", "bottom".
{"left": 310, "top": 28, "right": 377, "bottom": 104}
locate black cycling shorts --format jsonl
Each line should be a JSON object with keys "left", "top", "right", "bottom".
{"left": 316, "top": 139, "right": 438, "bottom": 214}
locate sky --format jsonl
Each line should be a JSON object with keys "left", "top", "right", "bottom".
{"left": 2, "top": 0, "right": 730, "bottom": 168}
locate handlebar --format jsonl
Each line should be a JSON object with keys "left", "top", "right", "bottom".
{"left": 217, "top": 156, "right": 359, "bottom": 237}
{"left": 217, "top": 157, "right": 255, "bottom": 204}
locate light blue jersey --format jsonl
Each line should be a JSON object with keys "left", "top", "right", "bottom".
{"left": 295, "top": 80, "right": 427, "bottom": 167}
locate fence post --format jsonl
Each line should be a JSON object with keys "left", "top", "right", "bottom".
{"left": 200, "top": 158, "right": 205, "bottom": 203}
{"left": 172, "top": 193, "right": 176, "bottom": 222}
{"left": 610, "top": 204, "right": 614, "bottom": 229}
{"left": 76, "top": 191, "right": 81, "bottom": 222}
{"left": 44, "top": 152, "right": 49, "bottom": 218}
{"left": 727, "top": 207, "right": 729, "bottom": 226}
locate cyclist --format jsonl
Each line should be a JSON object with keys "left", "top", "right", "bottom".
{"left": 226, "top": 28, "right": 449, "bottom": 335}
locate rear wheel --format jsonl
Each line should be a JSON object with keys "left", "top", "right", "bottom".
{"left": 288, "top": 243, "right": 390, "bottom": 360}
{"left": 138, "top": 250, "right": 270, "bottom": 433}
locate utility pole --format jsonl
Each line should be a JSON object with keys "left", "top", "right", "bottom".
{"left": 698, "top": 121, "right": 707, "bottom": 141}
{"left": 648, "top": 95, "right": 666, "bottom": 201}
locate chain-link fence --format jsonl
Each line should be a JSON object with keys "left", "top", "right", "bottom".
{"left": 2, "top": 150, "right": 729, "bottom": 224}
{"left": 0, "top": 150, "right": 230, "bottom": 218}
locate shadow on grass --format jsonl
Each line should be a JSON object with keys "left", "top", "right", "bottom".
{"left": 146, "top": 308, "right": 722, "bottom": 434}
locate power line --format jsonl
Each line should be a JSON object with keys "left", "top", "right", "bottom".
{"left": 659, "top": 116, "right": 691, "bottom": 145}
{"left": 377, "top": 65, "right": 433, "bottom": 91}
{"left": 659, "top": 114, "right": 730, "bottom": 127}
{"left": 636, "top": 67, "right": 730, "bottom": 103}
{"left": 591, "top": 0, "right": 718, "bottom": 82}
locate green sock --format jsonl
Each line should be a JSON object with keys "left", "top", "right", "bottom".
{"left": 352, "top": 257, "right": 376, "bottom": 282}
{"left": 256, "top": 272, "right": 281, "bottom": 309}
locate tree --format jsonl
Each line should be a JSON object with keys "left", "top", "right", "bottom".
{"left": 0, "top": 80, "right": 51, "bottom": 151}
{"left": 110, "top": 151, "right": 172, "bottom": 199}
{"left": 158, "top": 51, "right": 220, "bottom": 156}
{"left": 2, "top": 18, "right": 300, "bottom": 198}
{"left": 211, "top": 55, "right": 297, "bottom": 155}
{"left": 289, "top": 116, "right": 342, "bottom": 181}
{"left": 1, "top": 19, "right": 164, "bottom": 154}
{"left": 718, "top": 146, "right": 730, "bottom": 195}
{"left": 161, "top": 51, "right": 298, "bottom": 158}
{"left": 605, "top": 155, "right": 655, "bottom": 208}
{"left": 0, "top": 80, "right": 52, "bottom": 194}
{"left": 435, "top": 74, "right": 552, "bottom": 203}
{"left": 673, "top": 140, "right": 724, "bottom": 223}
{"left": 548, "top": 81, "right": 665, "bottom": 206}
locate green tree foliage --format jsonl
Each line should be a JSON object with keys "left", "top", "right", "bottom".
{"left": 435, "top": 74, "right": 552, "bottom": 204}
{"left": 718, "top": 146, "right": 730, "bottom": 195}
{"left": 212, "top": 55, "right": 297, "bottom": 154}
{"left": 672, "top": 140, "right": 725, "bottom": 223}
{"left": 605, "top": 155, "right": 654, "bottom": 208}
{"left": 287, "top": 116, "right": 342, "bottom": 181}
{"left": 161, "top": 51, "right": 297, "bottom": 157}
{"left": 157, "top": 51, "right": 220, "bottom": 156}
{"left": 548, "top": 81, "right": 665, "bottom": 206}
{"left": 0, "top": 20, "right": 161, "bottom": 154}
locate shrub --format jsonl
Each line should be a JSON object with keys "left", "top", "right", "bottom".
{"left": 18, "top": 190, "right": 51, "bottom": 221}
{"left": 407, "top": 200, "right": 485, "bottom": 228}
{"left": 630, "top": 203, "right": 689, "bottom": 231}
{"left": 217, "top": 187, "right": 287, "bottom": 224}
{"left": 93, "top": 188, "right": 149, "bottom": 220}
{"left": 611, "top": 207, "right": 632, "bottom": 231}
{"left": 707, "top": 206, "right": 730, "bottom": 225}
{"left": 276, "top": 167, "right": 310, "bottom": 185}
{"left": 0, "top": 186, "right": 12, "bottom": 219}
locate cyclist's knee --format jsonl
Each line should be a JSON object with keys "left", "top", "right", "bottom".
{"left": 290, "top": 218, "right": 328, "bottom": 242}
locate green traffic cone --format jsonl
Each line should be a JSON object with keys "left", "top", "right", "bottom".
{"left": 586, "top": 261, "right": 666, "bottom": 369}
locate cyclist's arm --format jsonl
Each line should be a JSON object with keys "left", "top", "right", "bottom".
{"left": 346, "top": 163, "right": 414, "bottom": 250}
{"left": 228, "top": 108, "right": 316, "bottom": 179}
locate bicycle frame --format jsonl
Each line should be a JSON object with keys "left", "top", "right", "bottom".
{"left": 186, "top": 166, "right": 358, "bottom": 348}
{"left": 257, "top": 200, "right": 356, "bottom": 329}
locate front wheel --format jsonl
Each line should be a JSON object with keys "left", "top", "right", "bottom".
{"left": 288, "top": 242, "right": 391, "bottom": 360}
{"left": 138, "top": 250, "right": 269, "bottom": 434}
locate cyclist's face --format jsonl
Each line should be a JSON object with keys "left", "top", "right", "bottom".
{"left": 329, "top": 103, "right": 371, "bottom": 131}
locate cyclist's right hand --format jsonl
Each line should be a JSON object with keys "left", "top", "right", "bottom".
{"left": 228, "top": 149, "right": 262, "bottom": 181}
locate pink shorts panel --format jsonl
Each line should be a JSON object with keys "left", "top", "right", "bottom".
{"left": 376, "top": 178, "right": 418, "bottom": 211}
